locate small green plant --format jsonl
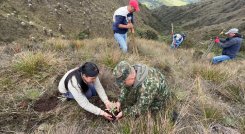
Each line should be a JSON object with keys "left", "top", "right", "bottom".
{"left": 105, "top": 102, "right": 120, "bottom": 121}
{"left": 101, "top": 49, "right": 121, "bottom": 69}
{"left": 203, "top": 107, "right": 223, "bottom": 122}
{"left": 239, "top": 117, "right": 245, "bottom": 133}
{"left": 0, "top": 78, "right": 13, "bottom": 91}
{"left": 78, "top": 29, "right": 90, "bottom": 40}
{"left": 25, "top": 89, "right": 41, "bottom": 101}
{"left": 120, "top": 122, "right": 131, "bottom": 134}
{"left": 222, "top": 116, "right": 236, "bottom": 126}
{"left": 102, "top": 55, "right": 117, "bottom": 69}
{"left": 105, "top": 103, "right": 117, "bottom": 117}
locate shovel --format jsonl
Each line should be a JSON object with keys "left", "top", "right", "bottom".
{"left": 129, "top": 21, "right": 139, "bottom": 55}
{"left": 202, "top": 29, "right": 225, "bottom": 58}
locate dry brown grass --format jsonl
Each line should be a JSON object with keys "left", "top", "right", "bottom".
{"left": 0, "top": 37, "right": 244, "bottom": 133}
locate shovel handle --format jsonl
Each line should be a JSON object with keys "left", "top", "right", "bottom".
{"left": 130, "top": 28, "right": 135, "bottom": 33}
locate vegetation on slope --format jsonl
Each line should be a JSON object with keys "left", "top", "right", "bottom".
{"left": 0, "top": 37, "right": 244, "bottom": 133}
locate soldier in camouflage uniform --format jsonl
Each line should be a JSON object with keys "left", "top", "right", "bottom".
{"left": 113, "top": 61, "right": 171, "bottom": 119}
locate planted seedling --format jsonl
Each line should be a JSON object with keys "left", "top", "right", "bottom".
{"left": 105, "top": 102, "right": 120, "bottom": 121}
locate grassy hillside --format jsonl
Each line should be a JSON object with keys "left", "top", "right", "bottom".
{"left": 0, "top": 0, "right": 162, "bottom": 42}
{"left": 0, "top": 37, "right": 244, "bottom": 133}
{"left": 0, "top": 0, "right": 244, "bottom": 133}
{"left": 139, "top": 0, "right": 201, "bottom": 9}
{"left": 152, "top": 0, "right": 245, "bottom": 39}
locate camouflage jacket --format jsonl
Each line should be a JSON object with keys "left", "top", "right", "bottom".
{"left": 118, "top": 65, "right": 170, "bottom": 117}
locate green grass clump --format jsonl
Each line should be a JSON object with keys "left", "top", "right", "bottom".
{"left": 100, "top": 49, "right": 122, "bottom": 69}
{"left": 24, "top": 88, "right": 41, "bottom": 100}
{"left": 136, "top": 29, "right": 158, "bottom": 40}
{"left": 192, "top": 66, "right": 229, "bottom": 83}
{"left": 78, "top": 30, "right": 90, "bottom": 40}
{"left": 203, "top": 106, "right": 223, "bottom": 122}
{"left": 116, "top": 112, "right": 175, "bottom": 134}
{"left": 13, "top": 52, "right": 54, "bottom": 76}
{"left": 69, "top": 40, "right": 85, "bottom": 50}
{"left": 238, "top": 117, "right": 245, "bottom": 133}
{"left": 102, "top": 55, "right": 118, "bottom": 69}
{"left": 217, "top": 84, "right": 245, "bottom": 103}
{"left": 44, "top": 38, "right": 71, "bottom": 51}
{"left": 0, "top": 78, "right": 13, "bottom": 91}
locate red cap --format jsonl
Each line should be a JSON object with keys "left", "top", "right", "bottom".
{"left": 129, "top": 0, "right": 140, "bottom": 12}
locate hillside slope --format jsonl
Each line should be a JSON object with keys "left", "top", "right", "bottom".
{"left": 0, "top": 0, "right": 161, "bottom": 42}
{"left": 139, "top": 0, "right": 200, "bottom": 9}
{"left": 153, "top": 0, "right": 245, "bottom": 38}
{"left": 0, "top": 37, "right": 244, "bottom": 133}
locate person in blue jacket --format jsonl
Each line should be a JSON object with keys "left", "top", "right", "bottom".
{"left": 112, "top": 0, "right": 140, "bottom": 53}
{"left": 212, "top": 28, "right": 243, "bottom": 64}
{"left": 170, "top": 33, "right": 186, "bottom": 48}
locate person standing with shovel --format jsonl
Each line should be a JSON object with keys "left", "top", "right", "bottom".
{"left": 112, "top": 0, "right": 140, "bottom": 53}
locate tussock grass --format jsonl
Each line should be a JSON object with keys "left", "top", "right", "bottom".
{"left": 99, "top": 48, "right": 123, "bottom": 69}
{"left": 115, "top": 112, "right": 176, "bottom": 134}
{"left": 45, "top": 38, "right": 71, "bottom": 51}
{"left": 13, "top": 51, "right": 56, "bottom": 76}
{"left": 69, "top": 40, "right": 85, "bottom": 50}
{"left": 217, "top": 84, "right": 245, "bottom": 103}
{"left": 192, "top": 65, "right": 229, "bottom": 84}
{"left": 0, "top": 77, "right": 13, "bottom": 91}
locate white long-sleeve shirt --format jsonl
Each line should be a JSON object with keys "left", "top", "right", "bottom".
{"left": 58, "top": 68, "right": 109, "bottom": 115}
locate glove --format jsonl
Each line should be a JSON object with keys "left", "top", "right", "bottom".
{"left": 214, "top": 36, "right": 220, "bottom": 43}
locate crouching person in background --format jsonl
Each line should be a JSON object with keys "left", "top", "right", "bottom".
{"left": 112, "top": 61, "right": 173, "bottom": 120}
{"left": 171, "top": 33, "right": 186, "bottom": 48}
{"left": 58, "top": 62, "right": 113, "bottom": 121}
{"left": 212, "top": 28, "right": 243, "bottom": 64}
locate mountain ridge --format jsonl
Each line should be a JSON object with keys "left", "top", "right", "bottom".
{"left": 152, "top": 0, "right": 245, "bottom": 39}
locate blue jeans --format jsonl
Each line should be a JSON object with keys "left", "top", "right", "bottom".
{"left": 212, "top": 55, "right": 231, "bottom": 64}
{"left": 114, "top": 33, "right": 127, "bottom": 53}
{"left": 64, "top": 84, "right": 97, "bottom": 99}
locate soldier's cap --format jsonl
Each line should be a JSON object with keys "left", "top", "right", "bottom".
{"left": 113, "top": 61, "right": 133, "bottom": 85}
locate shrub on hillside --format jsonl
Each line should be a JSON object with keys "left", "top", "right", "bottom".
{"left": 180, "top": 37, "right": 195, "bottom": 49}
{"left": 136, "top": 29, "right": 158, "bottom": 40}
{"left": 78, "top": 29, "right": 90, "bottom": 40}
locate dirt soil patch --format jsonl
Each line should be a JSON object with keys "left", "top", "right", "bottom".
{"left": 33, "top": 91, "right": 60, "bottom": 112}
